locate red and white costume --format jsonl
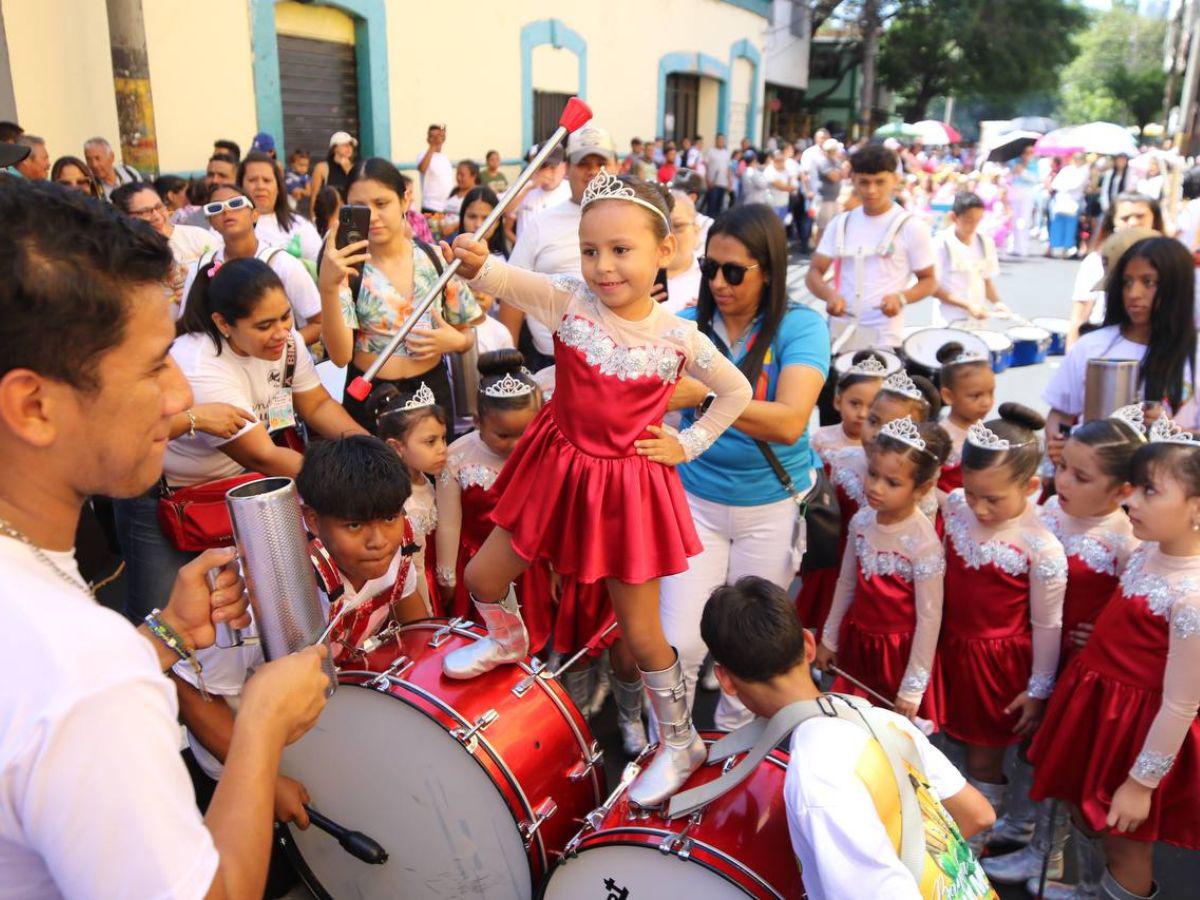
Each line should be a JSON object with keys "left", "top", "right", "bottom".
{"left": 1030, "top": 544, "right": 1200, "bottom": 848}
{"left": 930, "top": 490, "right": 1067, "bottom": 746}
{"left": 796, "top": 444, "right": 865, "bottom": 635}
{"left": 1038, "top": 496, "right": 1139, "bottom": 665}
{"left": 821, "top": 506, "right": 945, "bottom": 724}
{"left": 405, "top": 476, "right": 437, "bottom": 612}
{"left": 465, "top": 256, "right": 751, "bottom": 584}
{"left": 810, "top": 423, "right": 859, "bottom": 467}
{"left": 937, "top": 417, "right": 970, "bottom": 496}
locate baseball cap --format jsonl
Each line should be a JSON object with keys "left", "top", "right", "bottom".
{"left": 328, "top": 131, "right": 358, "bottom": 148}
{"left": 251, "top": 131, "right": 276, "bottom": 153}
{"left": 0, "top": 142, "right": 30, "bottom": 168}
{"left": 1094, "top": 227, "right": 1159, "bottom": 291}
{"left": 671, "top": 168, "right": 705, "bottom": 196}
{"left": 566, "top": 125, "right": 615, "bottom": 164}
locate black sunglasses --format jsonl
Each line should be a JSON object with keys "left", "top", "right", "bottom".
{"left": 699, "top": 257, "right": 760, "bottom": 286}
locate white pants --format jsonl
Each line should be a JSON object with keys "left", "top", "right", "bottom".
{"left": 1009, "top": 188, "right": 1033, "bottom": 257}
{"left": 659, "top": 492, "right": 799, "bottom": 731}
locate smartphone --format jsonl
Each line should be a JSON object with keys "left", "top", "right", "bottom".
{"left": 654, "top": 267, "right": 669, "bottom": 303}
{"left": 336, "top": 204, "right": 371, "bottom": 250}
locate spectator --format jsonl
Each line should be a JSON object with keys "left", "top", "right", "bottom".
{"left": 767, "top": 149, "right": 797, "bottom": 222}
{"left": 153, "top": 174, "right": 189, "bottom": 217}
{"left": 239, "top": 151, "right": 322, "bottom": 264}
{"left": 623, "top": 137, "right": 644, "bottom": 175}
{"left": 671, "top": 167, "right": 714, "bottom": 246}
{"left": 444, "top": 158, "right": 481, "bottom": 217}
{"left": 631, "top": 139, "right": 657, "bottom": 183}
{"left": 50, "top": 155, "right": 101, "bottom": 198}
{"left": 0, "top": 120, "right": 22, "bottom": 143}
{"left": 416, "top": 123, "right": 453, "bottom": 213}
{"left": 213, "top": 138, "right": 241, "bottom": 161}
{"left": 658, "top": 144, "right": 679, "bottom": 184}
{"left": 249, "top": 131, "right": 275, "bottom": 158}
{"left": 310, "top": 131, "right": 357, "bottom": 203}
{"left": 812, "top": 138, "right": 843, "bottom": 241}
{"left": 702, "top": 132, "right": 733, "bottom": 217}
{"left": 740, "top": 150, "right": 771, "bottom": 206}
{"left": 312, "top": 185, "right": 342, "bottom": 239}
{"left": 15, "top": 135, "right": 48, "bottom": 180}
{"left": 0, "top": 141, "right": 28, "bottom": 176}
{"left": 652, "top": 136, "right": 666, "bottom": 165}
{"left": 179, "top": 153, "right": 239, "bottom": 226}
{"left": 458, "top": 185, "right": 509, "bottom": 259}
{"left": 512, "top": 145, "right": 568, "bottom": 235}
{"left": 685, "top": 134, "right": 704, "bottom": 170}
{"left": 1136, "top": 156, "right": 1165, "bottom": 201}
{"left": 662, "top": 190, "right": 703, "bottom": 313}
{"left": 1098, "top": 153, "right": 1131, "bottom": 212}
{"left": 400, "top": 173, "right": 435, "bottom": 243}
{"left": 83, "top": 136, "right": 141, "bottom": 199}
{"left": 1048, "top": 152, "right": 1089, "bottom": 259}
{"left": 481, "top": 149, "right": 509, "bottom": 194}
{"left": 285, "top": 148, "right": 311, "bottom": 206}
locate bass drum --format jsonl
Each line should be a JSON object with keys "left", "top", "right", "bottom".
{"left": 542, "top": 735, "right": 804, "bottom": 899}
{"left": 902, "top": 327, "right": 990, "bottom": 380}
{"left": 280, "top": 620, "right": 605, "bottom": 899}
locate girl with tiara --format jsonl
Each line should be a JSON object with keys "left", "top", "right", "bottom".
{"left": 934, "top": 341, "right": 996, "bottom": 496}
{"left": 810, "top": 351, "right": 887, "bottom": 465}
{"left": 440, "top": 173, "right": 752, "bottom": 807}
{"left": 814, "top": 417, "right": 950, "bottom": 726}
{"left": 929, "top": 403, "right": 1067, "bottom": 855}
{"left": 372, "top": 382, "right": 449, "bottom": 612}
{"left": 984, "top": 407, "right": 1144, "bottom": 892}
{"left": 797, "top": 370, "right": 940, "bottom": 637}
{"left": 1029, "top": 416, "right": 1200, "bottom": 900}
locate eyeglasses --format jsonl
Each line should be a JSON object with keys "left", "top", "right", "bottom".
{"left": 699, "top": 257, "right": 760, "bottom": 286}
{"left": 203, "top": 196, "right": 252, "bottom": 216}
{"left": 129, "top": 201, "right": 166, "bottom": 219}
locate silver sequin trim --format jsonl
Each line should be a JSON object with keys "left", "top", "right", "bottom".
{"left": 1120, "top": 547, "right": 1198, "bottom": 621}
{"left": 1131, "top": 749, "right": 1175, "bottom": 782}
{"left": 678, "top": 423, "right": 715, "bottom": 462}
{"left": 435, "top": 564, "right": 457, "bottom": 587}
{"left": 1042, "top": 510, "right": 1122, "bottom": 576}
{"left": 1026, "top": 671, "right": 1056, "bottom": 700}
{"left": 475, "top": 254, "right": 495, "bottom": 281}
{"left": 944, "top": 497, "right": 1030, "bottom": 576}
{"left": 1026, "top": 535, "right": 1069, "bottom": 583}
{"left": 556, "top": 315, "right": 683, "bottom": 384}
{"left": 1171, "top": 602, "right": 1200, "bottom": 639}
{"left": 899, "top": 667, "right": 931, "bottom": 695}
{"left": 551, "top": 272, "right": 583, "bottom": 295}
{"left": 437, "top": 468, "right": 454, "bottom": 487}
{"left": 855, "top": 531, "right": 914, "bottom": 582}
{"left": 407, "top": 505, "right": 437, "bottom": 538}
{"left": 832, "top": 461, "right": 867, "bottom": 508}
{"left": 457, "top": 464, "right": 498, "bottom": 491}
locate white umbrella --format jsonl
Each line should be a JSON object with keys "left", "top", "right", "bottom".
{"left": 913, "top": 120, "right": 962, "bottom": 146}
{"left": 1070, "top": 122, "right": 1139, "bottom": 157}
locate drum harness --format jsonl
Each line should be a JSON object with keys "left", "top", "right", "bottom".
{"left": 827, "top": 207, "right": 913, "bottom": 353}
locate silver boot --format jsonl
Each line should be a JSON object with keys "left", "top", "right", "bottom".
{"left": 614, "top": 677, "right": 649, "bottom": 756}
{"left": 442, "top": 588, "right": 528, "bottom": 679}
{"left": 1030, "top": 828, "right": 1105, "bottom": 899}
{"left": 628, "top": 650, "right": 706, "bottom": 808}
{"left": 585, "top": 651, "right": 612, "bottom": 717}
{"left": 967, "top": 777, "right": 1008, "bottom": 857}
{"left": 988, "top": 757, "right": 1037, "bottom": 850}
{"left": 983, "top": 800, "right": 1067, "bottom": 883}
{"left": 1101, "top": 869, "right": 1157, "bottom": 900}
{"left": 561, "top": 666, "right": 594, "bottom": 715}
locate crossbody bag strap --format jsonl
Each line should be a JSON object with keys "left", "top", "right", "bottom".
{"left": 283, "top": 334, "right": 296, "bottom": 389}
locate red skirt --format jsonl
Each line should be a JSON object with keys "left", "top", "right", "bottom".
{"left": 552, "top": 577, "right": 619, "bottom": 657}
{"left": 929, "top": 631, "right": 1031, "bottom": 746}
{"left": 1030, "top": 659, "right": 1200, "bottom": 849}
{"left": 832, "top": 621, "right": 942, "bottom": 727}
{"left": 795, "top": 566, "right": 839, "bottom": 637}
{"left": 489, "top": 410, "right": 701, "bottom": 584}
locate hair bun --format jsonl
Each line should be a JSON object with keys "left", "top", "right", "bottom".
{"left": 365, "top": 382, "right": 402, "bottom": 422}
{"left": 477, "top": 348, "right": 526, "bottom": 378}
{"left": 917, "top": 422, "right": 953, "bottom": 466}
{"left": 909, "top": 373, "right": 942, "bottom": 419}
{"left": 935, "top": 341, "right": 965, "bottom": 364}
{"left": 998, "top": 402, "right": 1045, "bottom": 433}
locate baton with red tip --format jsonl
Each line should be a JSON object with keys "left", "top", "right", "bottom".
{"left": 345, "top": 97, "right": 594, "bottom": 402}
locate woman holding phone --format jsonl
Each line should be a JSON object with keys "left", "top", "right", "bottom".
{"left": 318, "top": 157, "right": 482, "bottom": 432}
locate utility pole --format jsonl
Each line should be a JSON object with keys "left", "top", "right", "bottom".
{"left": 858, "top": 0, "right": 881, "bottom": 138}
{"left": 105, "top": 0, "right": 158, "bottom": 173}
{"left": 1177, "top": 0, "right": 1200, "bottom": 155}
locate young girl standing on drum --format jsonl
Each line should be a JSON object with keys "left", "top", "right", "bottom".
{"left": 815, "top": 417, "right": 949, "bottom": 724}
{"left": 930, "top": 404, "right": 1067, "bottom": 852}
{"left": 440, "top": 173, "right": 752, "bottom": 807}
{"left": 1030, "top": 418, "right": 1200, "bottom": 900}
{"left": 935, "top": 341, "right": 996, "bottom": 495}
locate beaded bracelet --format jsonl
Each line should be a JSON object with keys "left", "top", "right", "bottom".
{"left": 145, "top": 608, "right": 210, "bottom": 701}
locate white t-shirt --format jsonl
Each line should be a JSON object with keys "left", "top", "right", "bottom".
{"left": 665, "top": 258, "right": 702, "bottom": 314}
{"left": 1175, "top": 199, "right": 1200, "bottom": 253}
{"left": 180, "top": 244, "right": 322, "bottom": 326}
{"left": 741, "top": 167, "right": 771, "bottom": 205}
{"left": 168, "top": 223, "right": 222, "bottom": 268}
{"left": 1071, "top": 251, "right": 1106, "bottom": 325}
{"left": 255, "top": 212, "right": 322, "bottom": 263}
{"left": 933, "top": 230, "right": 999, "bottom": 324}
{"left": 704, "top": 147, "right": 732, "bottom": 188}
{"left": 164, "top": 328, "right": 321, "bottom": 486}
{"left": 417, "top": 151, "right": 454, "bottom": 212}
{"left": 515, "top": 179, "right": 570, "bottom": 234}
{"left": 785, "top": 708, "right": 981, "bottom": 900}
{"left": 0, "top": 538, "right": 219, "bottom": 899}
{"left": 817, "top": 205, "right": 936, "bottom": 347}
{"left": 767, "top": 164, "right": 796, "bottom": 207}
{"left": 1042, "top": 324, "right": 1198, "bottom": 427}
{"left": 507, "top": 200, "right": 582, "bottom": 356}
{"left": 475, "top": 313, "right": 515, "bottom": 355}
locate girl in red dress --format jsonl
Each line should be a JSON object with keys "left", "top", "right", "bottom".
{"left": 934, "top": 341, "right": 996, "bottom": 498}
{"left": 440, "top": 173, "right": 752, "bottom": 807}
{"left": 372, "top": 383, "right": 449, "bottom": 614}
{"left": 814, "top": 417, "right": 950, "bottom": 727}
{"left": 930, "top": 404, "right": 1067, "bottom": 852}
{"left": 1030, "top": 417, "right": 1200, "bottom": 899}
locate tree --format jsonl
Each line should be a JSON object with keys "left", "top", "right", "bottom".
{"left": 877, "top": 0, "right": 1087, "bottom": 122}
{"left": 1103, "top": 64, "right": 1167, "bottom": 132}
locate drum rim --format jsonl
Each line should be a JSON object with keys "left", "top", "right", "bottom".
{"left": 903, "top": 327, "right": 989, "bottom": 366}
{"left": 1006, "top": 325, "right": 1051, "bottom": 339}
{"left": 832, "top": 348, "right": 901, "bottom": 375}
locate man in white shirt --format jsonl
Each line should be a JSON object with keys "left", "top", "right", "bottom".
{"left": 416, "top": 123, "right": 454, "bottom": 213}
{"left": 0, "top": 178, "right": 329, "bottom": 899}
{"left": 83, "top": 135, "right": 141, "bottom": 199}
{"left": 662, "top": 190, "right": 703, "bottom": 313}
{"left": 501, "top": 124, "right": 617, "bottom": 369}
{"left": 932, "top": 191, "right": 1006, "bottom": 325}
{"left": 702, "top": 132, "right": 733, "bottom": 216}
{"left": 701, "top": 577, "right": 997, "bottom": 900}
{"left": 513, "top": 144, "right": 570, "bottom": 234}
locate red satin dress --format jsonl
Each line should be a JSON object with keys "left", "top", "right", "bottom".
{"left": 1030, "top": 548, "right": 1200, "bottom": 848}
{"left": 795, "top": 447, "right": 864, "bottom": 634}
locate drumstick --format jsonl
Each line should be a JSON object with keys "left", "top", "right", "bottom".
{"left": 551, "top": 620, "right": 620, "bottom": 679}
{"left": 305, "top": 806, "right": 389, "bottom": 865}
{"left": 345, "top": 98, "right": 594, "bottom": 402}
{"left": 827, "top": 664, "right": 934, "bottom": 736}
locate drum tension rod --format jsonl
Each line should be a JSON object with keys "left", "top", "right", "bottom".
{"left": 428, "top": 617, "right": 468, "bottom": 648}
{"left": 368, "top": 654, "right": 413, "bottom": 689}
{"left": 658, "top": 809, "right": 704, "bottom": 859}
{"left": 519, "top": 798, "right": 559, "bottom": 848}
{"left": 451, "top": 708, "right": 499, "bottom": 752}
{"left": 567, "top": 740, "right": 604, "bottom": 782}
{"left": 511, "top": 658, "right": 548, "bottom": 697}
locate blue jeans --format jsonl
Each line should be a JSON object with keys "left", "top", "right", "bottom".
{"left": 112, "top": 491, "right": 197, "bottom": 624}
{"left": 1049, "top": 212, "right": 1078, "bottom": 250}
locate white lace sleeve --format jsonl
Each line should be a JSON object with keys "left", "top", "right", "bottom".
{"left": 676, "top": 331, "right": 752, "bottom": 462}
{"left": 820, "top": 518, "right": 862, "bottom": 651}
{"left": 469, "top": 254, "right": 575, "bottom": 332}
{"left": 1026, "top": 534, "right": 1067, "bottom": 699}
{"left": 898, "top": 537, "right": 945, "bottom": 704}
{"left": 433, "top": 463, "right": 463, "bottom": 588}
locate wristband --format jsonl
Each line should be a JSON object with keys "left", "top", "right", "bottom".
{"left": 145, "top": 608, "right": 210, "bottom": 700}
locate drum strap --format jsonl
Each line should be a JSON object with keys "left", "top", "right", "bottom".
{"left": 832, "top": 208, "right": 913, "bottom": 314}
{"left": 667, "top": 693, "right": 927, "bottom": 884}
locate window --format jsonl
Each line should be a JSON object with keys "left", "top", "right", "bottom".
{"left": 664, "top": 73, "right": 700, "bottom": 143}
{"left": 533, "top": 90, "right": 572, "bottom": 146}
{"left": 278, "top": 34, "right": 359, "bottom": 158}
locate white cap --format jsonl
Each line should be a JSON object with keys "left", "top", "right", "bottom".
{"left": 328, "top": 131, "right": 358, "bottom": 148}
{"left": 822, "top": 138, "right": 840, "bottom": 152}
{"left": 566, "top": 125, "right": 616, "bottom": 164}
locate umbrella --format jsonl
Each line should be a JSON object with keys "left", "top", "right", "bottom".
{"left": 1034, "top": 127, "right": 1083, "bottom": 157}
{"left": 984, "top": 130, "right": 1041, "bottom": 162}
{"left": 913, "top": 120, "right": 962, "bottom": 145}
{"left": 874, "top": 121, "right": 920, "bottom": 140}
{"left": 1071, "top": 121, "right": 1140, "bottom": 156}
{"left": 1006, "top": 116, "right": 1057, "bottom": 135}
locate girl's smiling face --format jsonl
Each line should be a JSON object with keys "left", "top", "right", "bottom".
{"left": 579, "top": 200, "right": 674, "bottom": 316}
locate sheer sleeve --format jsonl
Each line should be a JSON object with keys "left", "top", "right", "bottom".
{"left": 469, "top": 254, "right": 574, "bottom": 333}
{"left": 434, "top": 468, "right": 463, "bottom": 588}
{"left": 898, "top": 536, "right": 946, "bottom": 704}
{"left": 1026, "top": 536, "right": 1068, "bottom": 699}
{"left": 1129, "top": 597, "right": 1200, "bottom": 788}
{"left": 675, "top": 331, "right": 753, "bottom": 462}
{"left": 821, "top": 519, "right": 862, "bottom": 650}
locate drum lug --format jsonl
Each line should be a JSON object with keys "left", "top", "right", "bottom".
{"left": 567, "top": 741, "right": 604, "bottom": 781}
{"left": 511, "top": 657, "right": 548, "bottom": 697}
{"left": 360, "top": 621, "right": 402, "bottom": 654}
{"left": 368, "top": 654, "right": 413, "bottom": 688}
{"left": 658, "top": 810, "right": 703, "bottom": 856}
{"left": 428, "top": 617, "right": 468, "bottom": 648}
{"left": 450, "top": 708, "right": 499, "bottom": 751}
{"left": 519, "top": 798, "right": 558, "bottom": 848}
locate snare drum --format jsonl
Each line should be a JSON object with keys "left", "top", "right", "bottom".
{"left": 280, "top": 620, "right": 604, "bottom": 899}
{"left": 969, "top": 329, "right": 1015, "bottom": 373}
{"left": 1032, "top": 317, "right": 1069, "bottom": 355}
{"left": 902, "top": 327, "right": 990, "bottom": 380}
{"left": 832, "top": 348, "right": 903, "bottom": 378}
{"left": 1006, "top": 325, "right": 1052, "bottom": 367}
{"left": 543, "top": 735, "right": 803, "bottom": 899}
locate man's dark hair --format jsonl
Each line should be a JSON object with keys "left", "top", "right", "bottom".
{"left": 0, "top": 180, "right": 172, "bottom": 392}
{"left": 700, "top": 576, "right": 808, "bottom": 683}
{"left": 209, "top": 152, "right": 237, "bottom": 169}
{"left": 952, "top": 191, "right": 985, "bottom": 217}
{"left": 0, "top": 121, "right": 23, "bottom": 143}
{"left": 850, "top": 144, "right": 898, "bottom": 175}
{"left": 214, "top": 139, "right": 241, "bottom": 161}
{"left": 297, "top": 435, "right": 412, "bottom": 522}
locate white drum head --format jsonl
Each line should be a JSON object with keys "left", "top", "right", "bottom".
{"left": 833, "top": 348, "right": 902, "bottom": 377}
{"left": 315, "top": 360, "right": 347, "bottom": 404}
{"left": 1007, "top": 325, "right": 1050, "bottom": 342}
{"left": 544, "top": 842, "right": 748, "bottom": 899}
{"left": 903, "top": 328, "right": 988, "bottom": 369}
{"left": 1032, "top": 317, "right": 1069, "bottom": 335}
{"left": 975, "top": 330, "right": 1013, "bottom": 352}
{"left": 282, "top": 684, "right": 531, "bottom": 899}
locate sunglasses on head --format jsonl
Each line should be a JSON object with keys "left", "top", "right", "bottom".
{"left": 699, "top": 257, "right": 760, "bottom": 286}
{"left": 203, "top": 195, "right": 252, "bottom": 216}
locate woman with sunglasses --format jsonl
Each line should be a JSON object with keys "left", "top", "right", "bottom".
{"left": 181, "top": 184, "right": 323, "bottom": 346}
{"left": 50, "top": 155, "right": 101, "bottom": 198}
{"left": 659, "top": 203, "right": 830, "bottom": 727}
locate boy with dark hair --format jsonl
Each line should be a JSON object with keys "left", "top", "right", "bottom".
{"left": 932, "top": 191, "right": 1008, "bottom": 324}
{"left": 700, "top": 577, "right": 997, "bottom": 900}
{"left": 213, "top": 138, "right": 241, "bottom": 162}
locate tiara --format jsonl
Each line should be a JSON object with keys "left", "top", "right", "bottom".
{"left": 847, "top": 356, "right": 888, "bottom": 377}
{"left": 1110, "top": 404, "right": 1147, "bottom": 436}
{"left": 882, "top": 371, "right": 925, "bottom": 402}
{"left": 400, "top": 383, "right": 436, "bottom": 411}
{"left": 1148, "top": 414, "right": 1198, "bottom": 446}
{"left": 878, "top": 416, "right": 930, "bottom": 454}
{"left": 482, "top": 372, "right": 534, "bottom": 399}
{"left": 580, "top": 171, "right": 670, "bottom": 228}
{"left": 945, "top": 351, "right": 988, "bottom": 367}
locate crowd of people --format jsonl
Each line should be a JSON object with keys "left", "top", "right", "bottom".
{"left": 2, "top": 111, "right": 1200, "bottom": 900}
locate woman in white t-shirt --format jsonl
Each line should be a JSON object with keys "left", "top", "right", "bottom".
{"left": 240, "top": 151, "right": 322, "bottom": 264}
{"left": 1046, "top": 237, "right": 1198, "bottom": 463}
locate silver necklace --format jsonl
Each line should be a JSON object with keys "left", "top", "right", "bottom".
{"left": 0, "top": 513, "right": 95, "bottom": 598}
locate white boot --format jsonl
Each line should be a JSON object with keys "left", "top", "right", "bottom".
{"left": 967, "top": 777, "right": 1008, "bottom": 857}
{"left": 628, "top": 650, "right": 705, "bottom": 808}
{"left": 585, "top": 651, "right": 612, "bottom": 717}
{"left": 613, "top": 677, "right": 648, "bottom": 756}
{"left": 988, "top": 757, "right": 1037, "bottom": 851}
{"left": 442, "top": 588, "right": 528, "bottom": 679}
{"left": 561, "top": 666, "right": 594, "bottom": 715}
{"left": 983, "top": 800, "right": 1067, "bottom": 883}
{"left": 1030, "top": 828, "right": 1105, "bottom": 899}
